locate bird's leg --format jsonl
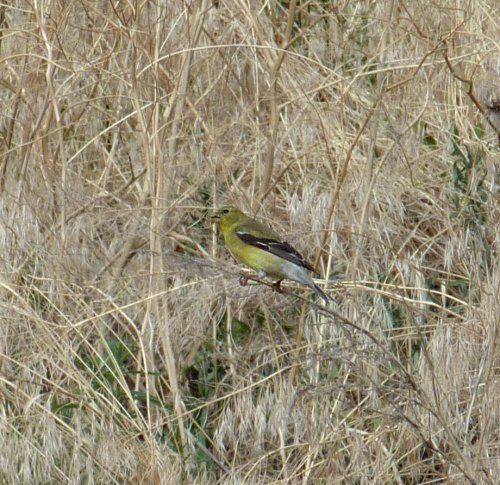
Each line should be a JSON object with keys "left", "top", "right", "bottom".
{"left": 239, "top": 273, "right": 249, "bottom": 286}
{"left": 272, "top": 279, "right": 283, "bottom": 293}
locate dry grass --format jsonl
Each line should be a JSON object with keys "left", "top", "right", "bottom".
{"left": 0, "top": 1, "right": 499, "bottom": 483}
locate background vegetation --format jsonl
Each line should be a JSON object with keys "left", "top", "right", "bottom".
{"left": 0, "top": 1, "right": 498, "bottom": 483}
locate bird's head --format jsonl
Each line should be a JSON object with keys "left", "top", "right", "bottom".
{"left": 210, "top": 206, "right": 245, "bottom": 231}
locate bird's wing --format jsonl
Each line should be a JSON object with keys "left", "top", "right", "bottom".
{"left": 235, "top": 229, "right": 314, "bottom": 272}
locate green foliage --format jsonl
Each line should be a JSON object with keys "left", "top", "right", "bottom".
{"left": 180, "top": 311, "right": 252, "bottom": 475}
{"left": 75, "top": 337, "right": 138, "bottom": 416}
{"left": 423, "top": 134, "right": 437, "bottom": 147}
{"left": 448, "top": 130, "right": 492, "bottom": 276}
{"left": 449, "top": 136, "right": 488, "bottom": 229}
{"left": 473, "top": 123, "right": 485, "bottom": 140}
{"left": 415, "top": 120, "right": 438, "bottom": 147}
{"left": 52, "top": 337, "right": 141, "bottom": 424}
{"left": 51, "top": 400, "right": 80, "bottom": 425}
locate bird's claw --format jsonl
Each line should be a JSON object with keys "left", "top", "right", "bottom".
{"left": 239, "top": 274, "right": 249, "bottom": 286}
{"left": 272, "top": 280, "right": 283, "bottom": 293}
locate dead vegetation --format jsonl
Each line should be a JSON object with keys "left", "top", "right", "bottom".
{"left": 0, "top": 1, "right": 498, "bottom": 483}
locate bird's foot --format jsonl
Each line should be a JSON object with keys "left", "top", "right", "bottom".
{"left": 239, "top": 274, "right": 249, "bottom": 286}
{"left": 272, "top": 280, "right": 283, "bottom": 293}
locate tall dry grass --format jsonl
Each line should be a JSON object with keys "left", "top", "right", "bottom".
{"left": 0, "top": 1, "right": 498, "bottom": 483}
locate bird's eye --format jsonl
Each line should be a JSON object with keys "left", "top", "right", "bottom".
{"left": 221, "top": 208, "right": 229, "bottom": 214}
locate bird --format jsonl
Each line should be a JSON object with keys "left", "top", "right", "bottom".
{"left": 211, "top": 206, "right": 329, "bottom": 303}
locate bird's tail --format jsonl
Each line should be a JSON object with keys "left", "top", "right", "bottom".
{"left": 285, "top": 262, "right": 330, "bottom": 303}
{"left": 310, "top": 281, "right": 330, "bottom": 303}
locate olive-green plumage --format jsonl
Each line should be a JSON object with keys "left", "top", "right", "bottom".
{"left": 212, "top": 207, "right": 329, "bottom": 303}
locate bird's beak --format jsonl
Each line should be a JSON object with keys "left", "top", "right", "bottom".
{"left": 210, "top": 213, "right": 221, "bottom": 225}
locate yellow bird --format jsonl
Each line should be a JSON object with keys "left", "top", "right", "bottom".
{"left": 211, "top": 207, "right": 329, "bottom": 303}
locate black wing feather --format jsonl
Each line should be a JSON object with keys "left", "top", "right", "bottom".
{"left": 236, "top": 231, "right": 314, "bottom": 272}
